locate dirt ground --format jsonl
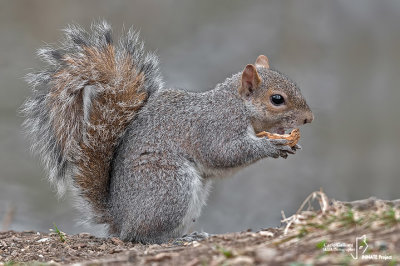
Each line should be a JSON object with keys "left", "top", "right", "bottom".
{"left": 1, "top": 192, "right": 399, "bottom": 265}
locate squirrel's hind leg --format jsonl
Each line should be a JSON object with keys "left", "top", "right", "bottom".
{"left": 109, "top": 158, "right": 211, "bottom": 244}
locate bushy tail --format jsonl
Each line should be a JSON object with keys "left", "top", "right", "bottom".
{"left": 21, "top": 21, "right": 163, "bottom": 224}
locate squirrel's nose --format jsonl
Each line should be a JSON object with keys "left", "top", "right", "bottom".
{"left": 303, "top": 113, "right": 314, "bottom": 124}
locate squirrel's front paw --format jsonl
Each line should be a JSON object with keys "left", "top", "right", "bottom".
{"left": 265, "top": 139, "right": 297, "bottom": 159}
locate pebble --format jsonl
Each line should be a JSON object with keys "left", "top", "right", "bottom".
{"left": 259, "top": 231, "right": 274, "bottom": 237}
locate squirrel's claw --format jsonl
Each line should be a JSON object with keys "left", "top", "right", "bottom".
{"left": 292, "top": 144, "right": 302, "bottom": 151}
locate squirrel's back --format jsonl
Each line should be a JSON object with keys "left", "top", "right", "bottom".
{"left": 21, "top": 21, "right": 163, "bottom": 224}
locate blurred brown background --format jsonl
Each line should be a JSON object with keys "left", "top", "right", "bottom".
{"left": 1, "top": 0, "right": 399, "bottom": 235}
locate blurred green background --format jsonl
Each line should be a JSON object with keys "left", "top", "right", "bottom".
{"left": 1, "top": 0, "right": 399, "bottom": 235}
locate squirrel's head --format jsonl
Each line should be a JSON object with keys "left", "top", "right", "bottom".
{"left": 239, "top": 55, "right": 313, "bottom": 134}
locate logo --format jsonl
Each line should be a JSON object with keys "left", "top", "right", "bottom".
{"left": 321, "top": 235, "right": 393, "bottom": 261}
{"left": 350, "top": 235, "right": 368, "bottom": 259}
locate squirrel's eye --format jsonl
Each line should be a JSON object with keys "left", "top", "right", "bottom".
{"left": 270, "top": 94, "right": 285, "bottom": 106}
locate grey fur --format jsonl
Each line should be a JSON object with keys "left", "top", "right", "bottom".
{"left": 22, "top": 21, "right": 312, "bottom": 244}
{"left": 109, "top": 69, "right": 312, "bottom": 243}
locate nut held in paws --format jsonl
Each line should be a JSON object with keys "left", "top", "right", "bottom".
{"left": 256, "top": 129, "right": 300, "bottom": 147}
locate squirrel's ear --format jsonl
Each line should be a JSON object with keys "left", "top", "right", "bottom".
{"left": 255, "top": 55, "right": 270, "bottom": 69}
{"left": 239, "top": 64, "right": 261, "bottom": 97}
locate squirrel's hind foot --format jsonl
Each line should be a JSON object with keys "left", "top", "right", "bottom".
{"left": 172, "top": 231, "right": 212, "bottom": 245}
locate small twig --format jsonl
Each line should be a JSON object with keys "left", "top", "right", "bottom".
{"left": 283, "top": 215, "right": 295, "bottom": 235}
{"left": 296, "top": 190, "right": 329, "bottom": 214}
{"left": 281, "top": 190, "right": 330, "bottom": 235}
{"left": 281, "top": 210, "right": 287, "bottom": 221}
{"left": 295, "top": 192, "right": 315, "bottom": 214}
{"left": 317, "top": 188, "right": 329, "bottom": 213}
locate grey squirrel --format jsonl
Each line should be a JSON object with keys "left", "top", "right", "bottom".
{"left": 22, "top": 21, "right": 313, "bottom": 244}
